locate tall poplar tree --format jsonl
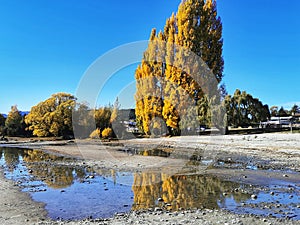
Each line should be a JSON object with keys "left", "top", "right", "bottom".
{"left": 135, "top": 0, "right": 224, "bottom": 135}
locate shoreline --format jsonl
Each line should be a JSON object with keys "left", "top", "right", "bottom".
{"left": 1, "top": 132, "right": 300, "bottom": 224}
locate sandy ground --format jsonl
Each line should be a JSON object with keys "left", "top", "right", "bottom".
{"left": 1, "top": 132, "right": 300, "bottom": 224}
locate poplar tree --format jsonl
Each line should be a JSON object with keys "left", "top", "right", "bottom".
{"left": 135, "top": 0, "right": 224, "bottom": 135}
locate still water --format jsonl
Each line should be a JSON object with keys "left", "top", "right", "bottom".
{"left": 0, "top": 147, "right": 299, "bottom": 220}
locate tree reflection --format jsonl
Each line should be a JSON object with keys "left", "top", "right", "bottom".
{"left": 22, "top": 149, "right": 87, "bottom": 189}
{"left": 2, "top": 148, "right": 22, "bottom": 172}
{"left": 132, "top": 172, "right": 250, "bottom": 211}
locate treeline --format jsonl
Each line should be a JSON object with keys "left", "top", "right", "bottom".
{"left": 0, "top": 93, "right": 127, "bottom": 139}
{"left": 0, "top": 91, "right": 297, "bottom": 139}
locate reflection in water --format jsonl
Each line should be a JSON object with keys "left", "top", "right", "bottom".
{"left": 0, "top": 147, "right": 299, "bottom": 220}
{"left": 0, "top": 147, "right": 133, "bottom": 220}
{"left": 138, "top": 149, "right": 172, "bottom": 157}
{"left": 0, "top": 148, "right": 88, "bottom": 189}
{"left": 22, "top": 149, "right": 86, "bottom": 189}
{"left": 132, "top": 172, "right": 250, "bottom": 211}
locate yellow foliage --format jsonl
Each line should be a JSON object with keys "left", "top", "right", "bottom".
{"left": 102, "top": 127, "right": 113, "bottom": 139}
{"left": 25, "top": 93, "right": 76, "bottom": 137}
{"left": 135, "top": 0, "right": 223, "bottom": 134}
{"left": 89, "top": 128, "right": 101, "bottom": 139}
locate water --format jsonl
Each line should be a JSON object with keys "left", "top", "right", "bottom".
{"left": 0, "top": 147, "right": 133, "bottom": 220}
{"left": 0, "top": 147, "right": 300, "bottom": 220}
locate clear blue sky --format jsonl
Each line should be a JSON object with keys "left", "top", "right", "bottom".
{"left": 0, "top": 0, "right": 299, "bottom": 113}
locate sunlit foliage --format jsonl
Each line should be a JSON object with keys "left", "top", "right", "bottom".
{"left": 102, "top": 127, "right": 113, "bottom": 139}
{"left": 135, "top": 0, "right": 224, "bottom": 135}
{"left": 25, "top": 93, "right": 76, "bottom": 138}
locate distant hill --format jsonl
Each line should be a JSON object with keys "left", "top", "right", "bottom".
{"left": 1, "top": 111, "right": 29, "bottom": 118}
{"left": 20, "top": 111, "right": 30, "bottom": 117}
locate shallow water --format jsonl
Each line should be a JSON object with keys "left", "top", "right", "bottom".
{"left": 0, "top": 147, "right": 299, "bottom": 220}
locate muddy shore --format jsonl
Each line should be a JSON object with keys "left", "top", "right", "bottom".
{"left": 1, "top": 132, "right": 300, "bottom": 225}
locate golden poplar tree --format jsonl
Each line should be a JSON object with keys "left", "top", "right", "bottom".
{"left": 135, "top": 0, "right": 224, "bottom": 135}
{"left": 135, "top": 29, "right": 164, "bottom": 135}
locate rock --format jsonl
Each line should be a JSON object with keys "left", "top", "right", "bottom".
{"left": 251, "top": 194, "right": 258, "bottom": 200}
{"left": 154, "top": 207, "right": 162, "bottom": 212}
{"left": 157, "top": 197, "right": 164, "bottom": 202}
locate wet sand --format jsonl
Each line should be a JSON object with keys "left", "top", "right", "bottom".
{"left": 1, "top": 132, "right": 300, "bottom": 224}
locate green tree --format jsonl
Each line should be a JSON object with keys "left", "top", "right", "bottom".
{"left": 0, "top": 114, "right": 6, "bottom": 137}
{"left": 72, "top": 102, "right": 95, "bottom": 139}
{"left": 5, "top": 105, "right": 23, "bottom": 136}
{"left": 225, "top": 90, "right": 270, "bottom": 127}
{"left": 278, "top": 107, "right": 288, "bottom": 117}
{"left": 25, "top": 93, "right": 76, "bottom": 138}
{"left": 290, "top": 104, "right": 299, "bottom": 115}
{"left": 270, "top": 106, "right": 278, "bottom": 117}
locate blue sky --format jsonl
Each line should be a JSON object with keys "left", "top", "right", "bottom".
{"left": 0, "top": 0, "right": 299, "bottom": 113}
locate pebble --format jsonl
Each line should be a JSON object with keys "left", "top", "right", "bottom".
{"left": 157, "top": 197, "right": 164, "bottom": 202}
{"left": 154, "top": 207, "right": 162, "bottom": 212}
{"left": 251, "top": 194, "right": 258, "bottom": 200}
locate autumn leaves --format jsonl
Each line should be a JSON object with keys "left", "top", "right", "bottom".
{"left": 135, "top": 0, "right": 224, "bottom": 135}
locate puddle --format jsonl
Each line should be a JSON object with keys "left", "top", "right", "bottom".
{"left": 0, "top": 147, "right": 133, "bottom": 220}
{"left": 0, "top": 147, "right": 300, "bottom": 221}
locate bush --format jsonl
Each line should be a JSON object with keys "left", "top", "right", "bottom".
{"left": 102, "top": 128, "right": 113, "bottom": 139}
{"left": 89, "top": 129, "right": 101, "bottom": 139}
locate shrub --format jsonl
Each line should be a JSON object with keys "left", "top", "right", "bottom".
{"left": 89, "top": 129, "right": 101, "bottom": 139}
{"left": 102, "top": 128, "right": 113, "bottom": 139}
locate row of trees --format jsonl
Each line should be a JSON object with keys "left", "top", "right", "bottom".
{"left": 224, "top": 89, "right": 270, "bottom": 128}
{"left": 0, "top": 93, "right": 121, "bottom": 139}
{"left": 270, "top": 105, "right": 299, "bottom": 117}
{"left": 1, "top": 91, "right": 298, "bottom": 138}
